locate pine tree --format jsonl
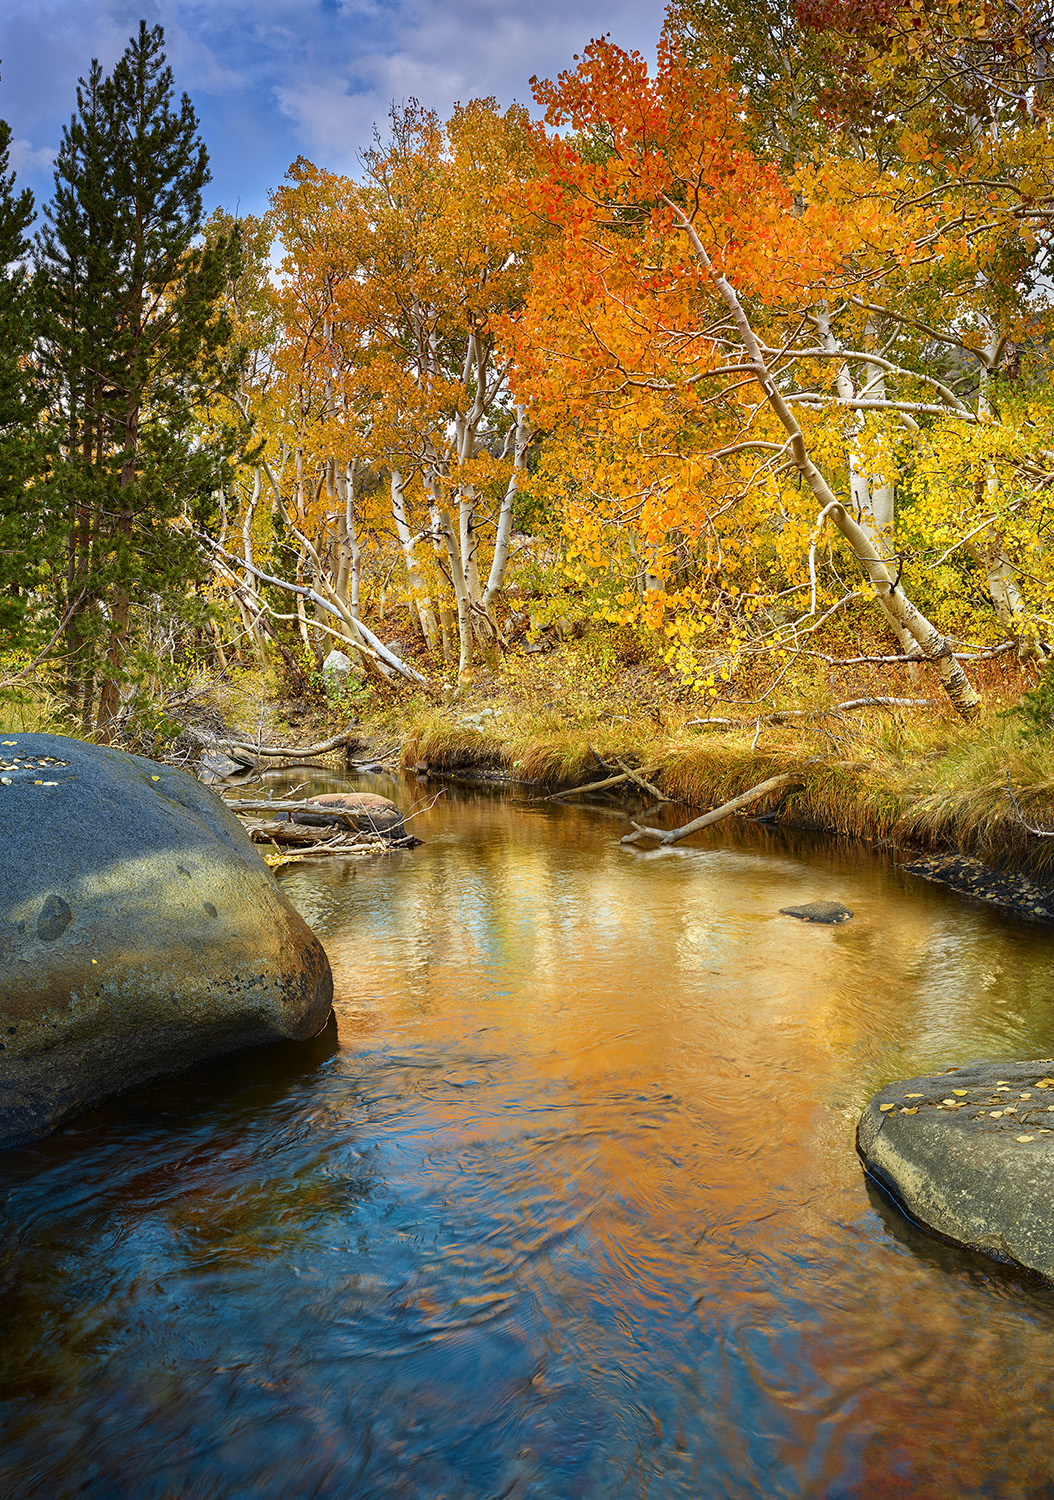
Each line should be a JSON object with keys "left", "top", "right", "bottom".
{"left": 36, "top": 22, "right": 242, "bottom": 737}
{"left": 0, "top": 89, "right": 46, "bottom": 651}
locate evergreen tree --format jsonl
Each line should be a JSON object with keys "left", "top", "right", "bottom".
{"left": 36, "top": 22, "right": 241, "bottom": 737}
{"left": 0, "top": 86, "right": 46, "bottom": 651}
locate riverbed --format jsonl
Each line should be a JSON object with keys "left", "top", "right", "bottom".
{"left": 3, "top": 772, "right": 1054, "bottom": 1498}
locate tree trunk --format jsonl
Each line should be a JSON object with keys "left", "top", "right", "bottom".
{"left": 391, "top": 469, "right": 439, "bottom": 650}
{"left": 666, "top": 199, "right": 980, "bottom": 719}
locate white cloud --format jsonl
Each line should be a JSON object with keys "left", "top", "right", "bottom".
{"left": 272, "top": 0, "right": 665, "bottom": 168}
{"left": 0, "top": 0, "right": 667, "bottom": 212}
{"left": 8, "top": 137, "right": 55, "bottom": 176}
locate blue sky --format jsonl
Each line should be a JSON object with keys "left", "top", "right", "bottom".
{"left": 1, "top": 0, "right": 666, "bottom": 222}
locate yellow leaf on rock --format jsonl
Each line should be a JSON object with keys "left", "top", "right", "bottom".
{"left": 1017, "top": 1136, "right": 1035, "bottom": 1143}
{"left": 901, "top": 1107, "right": 918, "bottom": 1114}
{"left": 953, "top": 1089, "right": 968, "bottom": 1096}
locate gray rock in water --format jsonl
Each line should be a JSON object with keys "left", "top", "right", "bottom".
{"left": 0, "top": 733, "right": 333, "bottom": 1146}
{"left": 279, "top": 790, "right": 405, "bottom": 839}
{"left": 779, "top": 900, "right": 853, "bottom": 923}
{"left": 198, "top": 748, "right": 250, "bottom": 782}
{"left": 858, "top": 1059, "right": 1054, "bottom": 1280}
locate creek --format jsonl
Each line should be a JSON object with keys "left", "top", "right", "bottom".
{"left": 3, "top": 770, "right": 1054, "bottom": 1498}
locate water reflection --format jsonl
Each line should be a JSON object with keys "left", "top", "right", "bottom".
{"left": 3, "top": 776, "right": 1054, "bottom": 1496}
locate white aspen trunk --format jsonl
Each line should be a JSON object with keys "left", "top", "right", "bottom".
{"left": 483, "top": 406, "right": 532, "bottom": 606}
{"left": 430, "top": 492, "right": 455, "bottom": 662}
{"left": 865, "top": 321, "right": 895, "bottom": 537}
{"left": 347, "top": 462, "right": 361, "bottom": 615}
{"left": 428, "top": 472, "right": 473, "bottom": 678}
{"left": 667, "top": 201, "right": 979, "bottom": 717}
{"left": 815, "top": 305, "right": 919, "bottom": 662}
{"left": 460, "top": 490, "right": 485, "bottom": 610}
{"left": 294, "top": 540, "right": 312, "bottom": 655}
{"left": 242, "top": 467, "right": 269, "bottom": 667}
{"left": 333, "top": 460, "right": 361, "bottom": 614}
{"left": 391, "top": 469, "right": 439, "bottom": 650}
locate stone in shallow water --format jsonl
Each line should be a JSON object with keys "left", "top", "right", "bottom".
{"left": 280, "top": 791, "right": 405, "bottom": 838}
{"left": 779, "top": 900, "right": 853, "bottom": 923}
{"left": 857, "top": 1059, "right": 1054, "bottom": 1280}
{"left": 0, "top": 733, "right": 333, "bottom": 1146}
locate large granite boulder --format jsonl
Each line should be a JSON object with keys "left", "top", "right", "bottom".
{"left": 0, "top": 733, "right": 333, "bottom": 1145}
{"left": 858, "top": 1059, "right": 1054, "bottom": 1279}
{"left": 279, "top": 791, "right": 406, "bottom": 839}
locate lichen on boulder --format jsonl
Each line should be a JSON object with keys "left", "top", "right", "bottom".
{"left": 858, "top": 1059, "right": 1054, "bottom": 1280}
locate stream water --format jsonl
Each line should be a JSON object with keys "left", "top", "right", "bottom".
{"left": 4, "top": 771, "right": 1054, "bottom": 1498}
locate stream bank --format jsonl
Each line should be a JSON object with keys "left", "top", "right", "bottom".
{"left": 166, "top": 683, "right": 1054, "bottom": 925}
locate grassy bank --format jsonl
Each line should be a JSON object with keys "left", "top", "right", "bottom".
{"left": 355, "top": 644, "right": 1054, "bottom": 884}
{"left": 7, "top": 633, "right": 1054, "bottom": 883}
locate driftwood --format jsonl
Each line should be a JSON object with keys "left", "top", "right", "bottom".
{"left": 246, "top": 818, "right": 411, "bottom": 852}
{"left": 224, "top": 796, "right": 397, "bottom": 834}
{"left": 1005, "top": 773, "right": 1054, "bottom": 838}
{"left": 547, "top": 765, "right": 661, "bottom": 801}
{"left": 621, "top": 772, "right": 802, "bottom": 847}
{"left": 615, "top": 759, "right": 672, "bottom": 802}
{"left": 686, "top": 697, "right": 937, "bottom": 731}
{"left": 217, "top": 721, "right": 360, "bottom": 761}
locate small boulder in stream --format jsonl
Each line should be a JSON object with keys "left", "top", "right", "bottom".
{"left": 0, "top": 733, "right": 334, "bottom": 1146}
{"left": 858, "top": 1059, "right": 1054, "bottom": 1280}
{"left": 779, "top": 900, "right": 853, "bottom": 923}
{"left": 278, "top": 791, "right": 406, "bottom": 839}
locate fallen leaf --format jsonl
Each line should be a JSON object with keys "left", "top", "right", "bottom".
{"left": 1, "top": 741, "right": 15, "bottom": 746}
{"left": 880, "top": 1102, "right": 895, "bottom": 1111}
{"left": 901, "top": 1106, "right": 918, "bottom": 1114}
{"left": 991, "top": 1111, "right": 1004, "bottom": 1117}
{"left": 953, "top": 1089, "right": 968, "bottom": 1096}
{"left": 1021, "top": 1093, "right": 1033, "bottom": 1099}
{"left": 150, "top": 775, "right": 160, "bottom": 781}
{"left": 1017, "top": 1135, "right": 1035, "bottom": 1143}
{"left": 905, "top": 1093, "right": 924, "bottom": 1098}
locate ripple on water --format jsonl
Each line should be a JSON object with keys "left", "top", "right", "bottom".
{"left": 4, "top": 782, "right": 1054, "bottom": 1497}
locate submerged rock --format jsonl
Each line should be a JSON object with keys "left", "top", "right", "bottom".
{"left": 857, "top": 1059, "right": 1054, "bottom": 1280}
{"left": 779, "top": 900, "right": 853, "bottom": 923}
{"left": 279, "top": 791, "right": 406, "bottom": 839}
{"left": 0, "top": 733, "right": 333, "bottom": 1146}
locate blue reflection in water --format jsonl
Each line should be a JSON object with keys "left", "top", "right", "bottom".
{"left": 4, "top": 779, "right": 1054, "bottom": 1498}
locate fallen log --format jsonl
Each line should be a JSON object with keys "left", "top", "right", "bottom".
{"left": 547, "top": 765, "right": 661, "bottom": 801}
{"left": 217, "top": 721, "right": 359, "bottom": 760}
{"left": 685, "top": 698, "right": 936, "bottom": 731}
{"left": 621, "top": 772, "right": 802, "bottom": 847}
{"left": 615, "top": 759, "right": 672, "bottom": 803}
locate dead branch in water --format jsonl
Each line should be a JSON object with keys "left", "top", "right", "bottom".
{"left": 546, "top": 765, "right": 661, "bottom": 801}
{"left": 621, "top": 772, "right": 802, "bottom": 847}
{"left": 615, "top": 759, "right": 673, "bottom": 802}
